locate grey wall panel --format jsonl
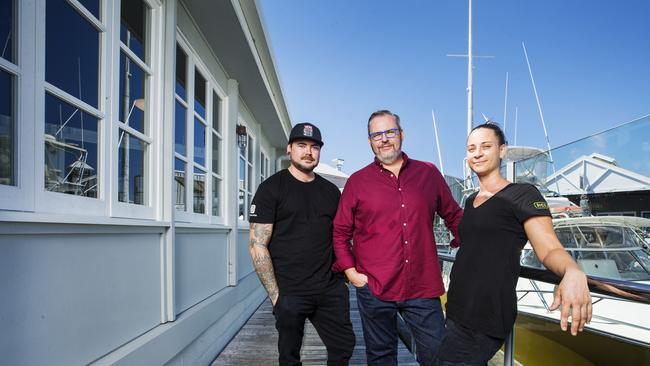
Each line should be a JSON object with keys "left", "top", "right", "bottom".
{"left": 237, "top": 229, "right": 253, "bottom": 280}
{"left": 0, "top": 233, "right": 162, "bottom": 366}
{"left": 174, "top": 231, "right": 228, "bottom": 315}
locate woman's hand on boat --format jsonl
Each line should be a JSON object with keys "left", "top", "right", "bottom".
{"left": 550, "top": 267, "right": 593, "bottom": 336}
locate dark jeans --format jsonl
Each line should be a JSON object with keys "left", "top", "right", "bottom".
{"left": 355, "top": 284, "right": 445, "bottom": 366}
{"left": 273, "top": 280, "right": 355, "bottom": 366}
{"left": 435, "top": 319, "right": 505, "bottom": 366}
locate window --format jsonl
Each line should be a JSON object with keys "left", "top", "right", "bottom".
{"left": 238, "top": 132, "right": 253, "bottom": 220}
{"left": 260, "top": 151, "right": 269, "bottom": 182}
{"left": 117, "top": 0, "right": 152, "bottom": 205}
{"left": 211, "top": 91, "right": 222, "bottom": 216}
{"left": 0, "top": 0, "right": 15, "bottom": 187}
{"left": 174, "top": 38, "right": 224, "bottom": 221}
{"left": 44, "top": 0, "right": 103, "bottom": 198}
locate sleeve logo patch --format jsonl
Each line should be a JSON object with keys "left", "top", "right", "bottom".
{"left": 533, "top": 201, "right": 549, "bottom": 209}
{"left": 250, "top": 204, "right": 256, "bottom": 214}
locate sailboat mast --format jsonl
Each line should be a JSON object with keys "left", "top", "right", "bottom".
{"left": 431, "top": 109, "right": 445, "bottom": 176}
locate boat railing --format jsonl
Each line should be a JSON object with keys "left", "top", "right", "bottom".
{"left": 430, "top": 252, "right": 650, "bottom": 366}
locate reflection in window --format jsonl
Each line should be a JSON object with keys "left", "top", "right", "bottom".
{"left": 46, "top": 0, "right": 99, "bottom": 108}
{"left": 212, "top": 92, "right": 220, "bottom": 133}
{"left": 44, "top": 93, "right": 98, "bottom": 197}
{"left": 175, "top": 45, "right": 187, "bottom": 100}
{"left": 175, "top": 100, "right": 186, "bottom": 155}
{"left": 120, "top": 0, "right": 147, "bottom": 61}
{"left": 1, "top": 0, "right": 14, "bottom": 63}
{"left": 118, "top": 131, "right": 147, "bottom": 204}
{"left": 0, "top": 69, "right": 13, "bottom": 185}
{"left": 194, "top": 117, "right": 206, "bottom": 166}
{"left": 194, "top": 69, "right": 206, "bottom": 118}
{"left": 238, "top": 133, "right": 253, "bottom": 220}
{"left": 174, "top": 158, "right": 186, "bottom": 211}
{"left": 211, "top": 92, "right": 222, "bottom": 217}
{"left": 119, "top": 52, "right": 146, "bottom": 134}
{"left": 193, "top": 167, "right": 205, "bottom": 214}
{"left": 78, "top": 0, "right": 100, "bottom": 18}
{"left": 212, "top": 133, "right": 220, "bottom": 174}
{"left": 212, "top": 176, "right": 219, "bottom": 216}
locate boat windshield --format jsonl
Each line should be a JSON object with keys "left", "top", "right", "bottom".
{"left": 521, "top": 224, "right": 650, "bottom": 281}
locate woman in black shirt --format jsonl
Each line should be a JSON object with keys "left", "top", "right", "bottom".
{"left": 436, "top": 123, "right": 592, "bottom": 365}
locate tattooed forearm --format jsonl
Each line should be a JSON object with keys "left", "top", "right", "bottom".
{"left": 249, "top": 223, "right": 278, "bottom": 303}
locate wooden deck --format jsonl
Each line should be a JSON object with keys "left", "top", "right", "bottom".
{"left": 212, "top": 286, "right": 419, "bottom": 365}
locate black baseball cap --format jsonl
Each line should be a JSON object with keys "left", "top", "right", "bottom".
{"left": 288, "top": 122, "right": 323, "bottom": 146}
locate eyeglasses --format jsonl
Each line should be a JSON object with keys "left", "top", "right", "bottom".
{"left": 368, "top": 128, "right": 401, "bottom": 141}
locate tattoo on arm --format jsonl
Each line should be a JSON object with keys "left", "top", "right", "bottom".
{"left": 249, "top": 223, "right": 278, "bottom": 301}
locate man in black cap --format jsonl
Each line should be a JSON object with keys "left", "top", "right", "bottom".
{"left": 249, "top": 123, "right": 355, "bottom": 366}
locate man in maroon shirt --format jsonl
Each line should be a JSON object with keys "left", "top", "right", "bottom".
{"left": 333, "top": 110, "right": 463, "bottom": 365}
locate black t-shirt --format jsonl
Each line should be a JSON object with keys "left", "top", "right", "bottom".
{"left": 446, "top": 183, "right": 551, "bottom": 338}
{"left": 249, "top": 169, "right": 341, "bottom": 295}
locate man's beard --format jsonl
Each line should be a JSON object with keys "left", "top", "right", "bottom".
{"left": 291, "top": 156, "right": 317, "bottom": 173}
{"left": 374, "top": 143, "right": 402, "bottom": 165}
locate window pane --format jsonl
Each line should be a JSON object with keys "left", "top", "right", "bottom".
{"left": 120, "top": 0, "right": 146, "bottom": 61}
{"left": 194, "top": 69, "right": 206, "bottom": 118}
{"left": 211, "top": 175, "right": 220, "bottom": 216}
{"left": 118, "top": 131, "right": 147, "bottom": 205}
{"left": 248, "top": 162, "right": 253, "bottom": 192}
{"left": 46, "top": 0, "right": 99, "bottom": 108}
{"left": 212, "top": 91, "right": 220, "bottom": 133}
{"left": 78, "top": 0, "right": 100, "bottom": 18}
{"left": 247, "top": 136, "right": 254, "bottom": 162}
{"left": 174, "top": 158, "right": 186, "bottom": 211}
{"left": 194, "top": 117, "right": 206, "bottom": 166}
{"left": 44, "top": 93, "right": 98, "bottom": 197}
{"left": 193, "top": 167, "right": 205, "bottom": 214}
{"left": 0, "top": 69, "right": 13, "bottom": 185}
{"left": 175, "top": 100, "right": 186, "bottom": 155}
{"left": 211, "top": 133, "right": 220, "bottom": 174}
{"left": 0, "top": 0, "right": 14, "bottom": 63}
{"left": 239, "top": 157, "right": 245, "bottom": 190}
{"left": 175, "top": 45, "right": 187, "bottom": 100}
{"left": 119, "top": 52, "right": 146, "bottom": 134}
{"left": 238, "top": 189, "right": 246, "bottom": 220}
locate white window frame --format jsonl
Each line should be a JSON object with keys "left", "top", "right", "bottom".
{"left": 34, "top": 0, "right": 109, "bottom": 216}
{"left": 0, "top": 0, "right": 35, "bottom": 212}
{"left": 237, "top": 118, "right": 255, "bottom": 224}
{"left": 110, "top": 0, "right": 163, "bottom": 220}
{"left": 174, "top": 34, "right": 226, "bottom": 225}
{"left": 209, "top": 89, "right": 225, "bottom": 224}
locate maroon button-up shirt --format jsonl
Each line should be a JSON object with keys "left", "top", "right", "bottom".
{"left": 333, "top": 154, "right": 463, "bottom": 301}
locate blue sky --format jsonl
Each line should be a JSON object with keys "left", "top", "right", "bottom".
{"left": 258, "top": 1, "right": 650, "bottom": 178}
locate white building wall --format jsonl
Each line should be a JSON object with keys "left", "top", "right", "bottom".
{"left": 0, "top": 0, "right": 285, "bottom": 364}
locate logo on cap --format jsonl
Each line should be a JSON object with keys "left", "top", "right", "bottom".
{"left": 303, "top": 125, "right": 313, "bottom": 137}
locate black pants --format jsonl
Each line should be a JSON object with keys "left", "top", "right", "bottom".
{"left": 435, "top": 319, "right": 505, "bottom": 366}
{"left": 273, "top": 281, "right": 355, "bottom": 366}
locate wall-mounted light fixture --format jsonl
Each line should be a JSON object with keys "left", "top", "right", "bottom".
{"left": 236, "top": 124, "right": 248, "bottom": 149}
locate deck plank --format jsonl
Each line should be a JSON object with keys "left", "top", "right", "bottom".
{"left": 212, "top": 285, "right": 418, "bottom": 365}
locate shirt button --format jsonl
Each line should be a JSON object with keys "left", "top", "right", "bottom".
{"left": 405, "top": 259, "right": 409, "bottom": 263}
{"left": 401, "top": 204, "right": 405, "bottom": 207}
{"left": 403, "top": 223, "right": 406, "bottom": 226}
{"left": 405, "top": 241, "right": 408, "bottom": 244}
{"left": 390, "top": 174, "right": 394, "bottom": 177}
{"left": 398, "top": 188, "right": 402, "bottom": 191}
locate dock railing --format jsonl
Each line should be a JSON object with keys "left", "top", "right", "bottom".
{"left": 432, "top": 252, "right": 650, "bottom": 366}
